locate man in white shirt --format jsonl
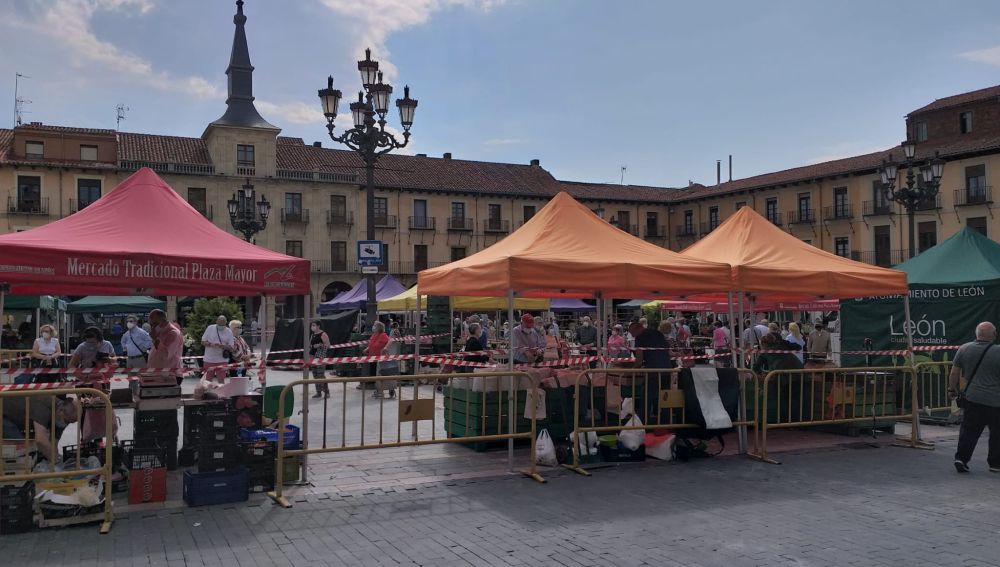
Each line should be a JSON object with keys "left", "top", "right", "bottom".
{"left": 201, "top": 315, "right": 235, "bottom": 382}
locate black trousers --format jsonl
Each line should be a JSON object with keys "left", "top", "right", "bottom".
{"left": 955, "top": 400, "right": 1000, "bottom": 468}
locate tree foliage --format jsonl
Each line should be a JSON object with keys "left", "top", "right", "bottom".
{"left": 184, "top": 297, "right": 243, "bottom": 355}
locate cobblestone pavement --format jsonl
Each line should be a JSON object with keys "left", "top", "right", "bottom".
{"left": 4, "top": 433, "right": 999, "bottom": 567}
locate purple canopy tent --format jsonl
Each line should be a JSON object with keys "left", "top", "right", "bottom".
{"left": 316, "top": 275, "right": 408, "bottom": 314}
{"left": 549, "top": 298, "right": 595, "bottom": 312}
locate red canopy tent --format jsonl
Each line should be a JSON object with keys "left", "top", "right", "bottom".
{"left": 0, "top": 168, "right": 309, "bottom": 296}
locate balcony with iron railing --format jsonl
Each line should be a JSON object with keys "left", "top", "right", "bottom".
{"left": 483, "top": 218, "right": 510, "bottom": 233}
{"left": 447, "top": 217, "right": 474, "bottom": 231}
{"left": 386, "top": 261, "right": 448, "bottom": 274}
{"left": 955, "top": 186, "right": 993, "bottom": 207}
{"left": 852, "top": 249, "right": 907, "bottom": 267}
{"left": 644, "top": 224, "right": 666, "bottom": 239}
{"left": 700, "top": 221, "right": 720, "bottom": 236}
{"left": 7, "top": 196, "right": 49, "bottom": 215}
{"left": 764, "top": 211, "right": 782, "bottom": 226}
{"left": 280, "top": 208, "right": 310, "bottom": 224}
{"left": 862, "top": 200, "right": 894, "bottom": 216}
{"left": 787, "top": 208, "right": 816, "bottom": 225}
{"left": 612, "top": 222, "right": 639, "bottom": 236}
{"left": 373, "top": 214, "right": 398, "bottom": 229}
{"left": 408, "top": 216, "right": 437, "bottom": 231}
{"left": 823, "top": 204, "right": 854, "bottom": 221}
{"left": 326, "top": 210, "right": 354, "bottom": 227}
{"left": 914, "top": 194, "right": 942, "bottom": 211}
{"left": 676, "top": 224, "right": 697, "bottom": 238}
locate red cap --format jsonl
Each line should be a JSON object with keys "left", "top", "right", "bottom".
{"left": 520, "top": 313, "right": 535, "bottom": 327}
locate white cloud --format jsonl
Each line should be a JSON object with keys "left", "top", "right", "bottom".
{"left": 257, "top": 100, "right": 324, "bottom": 125}
{"left": 959, "top": 45, "right": 1000, "bottom": 67}
{"left": 14, "top": 0, "right": 223, "bottom": 99}
{"left": 317, "top": 0, "right": 506, "bottom": 81}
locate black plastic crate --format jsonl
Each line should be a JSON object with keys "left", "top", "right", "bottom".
{"left": 238, "top": 440, "right": 275, "bottom": 465}
{"left": 134, "top": 409, "right": 179, "bottom": 431}
{"left": 244, "top": 459, "right": 274, "bottom": 479}
{"left": 0, "top": 482, "right": 35, "bottom": 535}
{"left": 183, "top": 402, "right": 227, "bottom": 444}
{"left": 121, "top": 440, "right": 167, "bottom": 470}
{"left": 200, "top": 411, "right": 237, "bottom": 443}
{"left": 247, "top": 474, "right": 274, "bottom": 494}
{"left": 197, "top": 443, "right": 238, "bottom": 473}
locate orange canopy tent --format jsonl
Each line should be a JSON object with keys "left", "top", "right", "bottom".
{"left": 417, "top": 192, "right": 734, "bottom": 298}
{"left": 680, "top": 206, "right": 908, "bottom": 299}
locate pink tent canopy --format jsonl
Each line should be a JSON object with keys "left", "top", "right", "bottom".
{"left": 0, "top": 168, "right": 310, "bottom": 296}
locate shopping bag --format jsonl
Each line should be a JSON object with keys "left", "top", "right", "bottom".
{"left": 606, "top": 381, "right": 623, "bottom": 414}
{"left": 576, "top": 430, "right": 599, "bottom": 456}
{"left": 81, "top": 406, "right": 117, "bottom": 441}
{"left": 523, "top": 388, "right": 546, "bottom": 420}
{"left": 644, "top": 431, "right": 675, "bottom": 460}
{"left": 535, "top": 429, "right": 558, "bottom": 467}
{"left": 620, "top": 398, "right": 635, "bottom": 420}
{"left": 618, "top": 415, "right": 644, "bottom": 451}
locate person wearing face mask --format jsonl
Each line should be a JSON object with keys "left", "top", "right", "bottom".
{"left": 364, "top": 321, "right": 390, "bottom": 379}
{"left": 201, "top": 315, "right": 236, "bottom": 383}
{"left": 309, "top": 321, "right": 331, "bottom": 399}
{"left": 121, "top": 315, "right": 153, "bottom": 369}
{"left": 228, "top": 320, "right": 251, "bottom": 378}
{"left": 30, "top": 324, "right": 61, "bottom": 367}
{"left": 147, "top": 309, "right": 184, "bottom": 383}
{"left": 576, "top": 316, "right": 598, "bottom": 364}
{"left": 68, "top": 327, "right": 117, "bottom": 384}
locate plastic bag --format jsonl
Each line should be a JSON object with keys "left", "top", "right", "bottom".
{"left": 576, "top": 430, "right": 599, "bottom": 456}
{"left": 618, "top": 415, "right": 644, "bottom": 451}
{"left": 524, "top": 388, "right": 546, "bottom": 420}
{"left": 535, "top": 429, "right": 558, "bottom": 467}
{"left": 620, "top": 398, "right": 635, "bottom": 420}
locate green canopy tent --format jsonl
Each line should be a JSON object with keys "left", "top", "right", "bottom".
{"left": 66, "top": 296, "right": 166, "bottom": 314}
{"left": 0, "top": 295, "right": 68, "bottom": 350}
{"left": 841, "top": 227, "right": 1000, "bottom": 368}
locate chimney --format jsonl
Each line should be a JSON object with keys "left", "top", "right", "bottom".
{"left": 416, "top": 153, "right": 427, "bottom": 157}
{"left": 716, "top": 160, "right": 721, "bottom": 186}
{"left": 30, "top": 121, "right": 42, "bottom": 126}
{"left": 728, "top": 155, "right": 732, "bottom": 182}
{"left": 530, "top": 159, "right": 540, "bottom": 166}
{"left": 312, "top": 141, "right": 322, "bottom": 148}
{"left": 443, "top": 152, "right": 452, "bottom": 159}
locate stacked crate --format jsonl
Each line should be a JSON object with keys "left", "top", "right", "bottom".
{"left": 197, "top": 406, "right": 238, "bottom": 473}
{"left": 239, "top": 439, "right": 276, "bottom": 493}
{"left": 426, "top": 296, "right": 452, "bottom": 354}
{"left": 123, "top": 440, "right": 167, "bottom": 505}
{"left": 0, "top": 481, "right": 34, "bottom": 535}
{"left": 133, "top": 409, "right": 179, "bottom": 470}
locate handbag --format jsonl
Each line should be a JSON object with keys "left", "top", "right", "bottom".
{"left": 128, "top": 330, "right": 149, "bottom": 362}
{"left": 956, "top": 343, "right": 993, "bottom": 409}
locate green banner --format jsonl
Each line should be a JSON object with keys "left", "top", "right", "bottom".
{"left": 840, "top": 281, "right": 1000, "bottom": 367}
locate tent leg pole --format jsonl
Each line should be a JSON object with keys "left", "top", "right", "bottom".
{"left": 301, "top": 294, "right": 311, "bottom": 484}
{"left": 412, "top": 287, "right": 420, "bottom": 441}
{"left": 507, "top": 288, "right": 515, "bottom": 472}
{"left": 0, "top": 287, "right": 6, "bottom": 359}
{"left": 901, "top": 294, "right": 927, "bottom": 448}
{"left": 728, "top": 291, "right": 747, "bottom": 454}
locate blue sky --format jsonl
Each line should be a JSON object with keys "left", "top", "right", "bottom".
{"left": 3, "top": 0, "right": 1000, "bottom": 187}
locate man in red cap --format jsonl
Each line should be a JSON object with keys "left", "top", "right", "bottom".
{"left": 512, "top": 313, "right": 546, "bottom": 364}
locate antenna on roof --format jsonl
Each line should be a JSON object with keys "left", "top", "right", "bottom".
{"left": 14, "top": 73, "right": 31, "bottom": 126}
{"left": 116, "top": 104, "right": 130, "bottom": 130}
{"left": 620, "top": 165, "right": 627, "bottom": 185}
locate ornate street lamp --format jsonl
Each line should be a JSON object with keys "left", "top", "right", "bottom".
{"left": 317, "top": 48, "right": 418, "bottom": 326}
{"left": 878, "top": 141, "right": 945, "bottom": 260}
{"left": 228, "top": 178, "right": 271, "bottom": 327}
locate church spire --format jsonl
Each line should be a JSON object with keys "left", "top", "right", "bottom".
{"left": 210, "top": 0, "right": 277, "bottom": 130}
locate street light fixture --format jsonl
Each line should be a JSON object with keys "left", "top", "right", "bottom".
{"left": 228, "top": 178, "right": 271, "bottom": 327}
{"left": 878, "top": 141, "right": 945, "bottom": 260}
{"left": 316, "top": 47, "right": 418, "bottom": 327}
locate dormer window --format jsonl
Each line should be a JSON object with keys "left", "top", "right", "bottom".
{"left": 915, "top": 121, "right": 927, "bottom": 142}
{"left": 960, "top": 111, "right": 973, "bottom": 134}
{"left": 25, "top": 141, "right": 43, "bottom": 159}
{"left": 237, "top": 144, "right": 255, "bottom": 167}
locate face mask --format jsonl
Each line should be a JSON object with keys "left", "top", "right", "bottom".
{"left": 127, "top": 322, "right": 136, "bottom": 329}
{"left": 218, "top": 323, "right": 226, "bottom": 328}
{"left": 582, "top": 322, "right": 590, "bottom": 327}
{"left": 233, "top": 328, "right": 242, "bottom": 336}
{"left": 42, "top": 332, "right": 51, "bottom": 339}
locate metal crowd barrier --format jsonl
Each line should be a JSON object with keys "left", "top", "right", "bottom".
{"left": 564, "top": 367, "right": 760, "bottom": 476}
{"left": 913, "top": 361, "right": 955, "bottom": 418}
{"left": 756, "top": 366, "right": 932, "bottom": 464}
{"left": 268, "top": 371, "right": 545, "bottom": 509}
{"left": 0, "top": 387, "right": 114, "bottom": 534}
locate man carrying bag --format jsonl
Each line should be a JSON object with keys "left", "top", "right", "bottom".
{"left": 949, "top": 321, "right": 1000, "bottom": 474}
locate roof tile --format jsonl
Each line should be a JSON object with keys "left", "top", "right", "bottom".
{"left": 908, "top": 84, "right": 1000, "bottom": 116}
{"left": 118, "top": 132, "right": 212, "bottom": 165}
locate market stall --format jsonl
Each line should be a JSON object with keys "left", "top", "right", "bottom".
{"left": 316, "top": 275, "right": 406, "bottom": 315}
{"left": 417, "top": 191, "right": 737, "bottom": 464}
{"left": 0, "top": 167, "right": 310, "bottom": 528}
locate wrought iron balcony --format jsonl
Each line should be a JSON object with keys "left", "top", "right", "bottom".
{"left": 787, "top": 209, "right": 816, "bottom": 224}
{"left": 7, "top": 196, "right": 49, "bottom": 216}
{"left": 700, "top": 221, "right": 720, "bottom": 235}
{"left": 326, "top": 210, "right": 354, "bottom": 227}
{"left": 644, "top": 224, "right": 666, "bottom": 238}
{"left": 280, "top": 208, "right": 310, "bottom": 224}
{"left": 823, "top": 204, "right": 854, "bottom": 221}
{"left": 483, "top": 218, "right": 510, "bottom": 233}
{"left": 447, "top": 217, "right": 474, "bottom": 231}
{"left": 373, "top": 214, "right": 397, "bottom": 229}
{"left": 914, "top": 194, "right": 942, "bottom": 211}
{"left": 954, "top": 187, "right": 993, "bottom": 207}
{"left": 408, "top": 216, "right": 437, "bottom": 230}
{"left": 676, "top": 224, "right": 697, "bottom": 238}
{"left": 862, "top": 200, "right": 894, "bottom": 216}
{"left": 853, "top": 249, "right": 907, "bottom": 267}
{"left": 764, "top": 212, "right": 782, "bottom": 227}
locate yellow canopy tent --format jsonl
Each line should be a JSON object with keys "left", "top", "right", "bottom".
{"left": 378, "top": 286, "right": 549, "bottom": 311}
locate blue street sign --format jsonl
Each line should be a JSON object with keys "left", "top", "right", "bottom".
{"left": 357, "top": 240, "right": 384, "bottom": 266}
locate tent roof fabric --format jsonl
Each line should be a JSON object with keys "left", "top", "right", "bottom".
{"left": 0, "top": 168, "right": 309, "bottom": 296}
{"left": 4, "top": 295, "right": 65, "bottom": 311}
{"left": 549, "top": 298, "right": 595, "bottom": 312}
{"left": 417, "top": 192, "right": 734, "bottom": 298}
{"left": 377, "top": 287, "right": 548, "bottom": 311}
{"left": 319, "top": 275, "right": 407, "bottom": 313}
{"left": 681, "top": 207, "right": 908, "bottom": 299}
{"left": 895, "top": 227, "right": 1000, "bottom": 284}
{"left": 67, "top": 296, "right": 166, "bottom": 314}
